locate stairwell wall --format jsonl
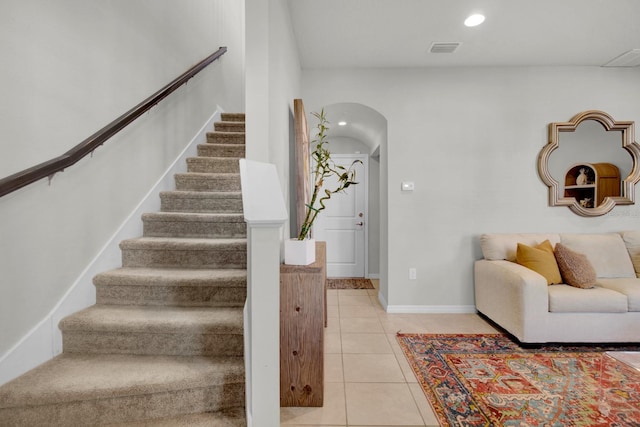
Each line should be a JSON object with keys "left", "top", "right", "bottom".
{"left": 0, "top": 0, "right": 244, "bottom": 381}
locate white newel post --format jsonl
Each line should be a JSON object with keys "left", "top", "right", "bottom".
{"left": 240, "top": 159, "right": 287, "bottom": 427}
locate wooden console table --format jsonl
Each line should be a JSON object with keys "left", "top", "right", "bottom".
{"left": 280, "top": 241, "right": 326, "bottom": 407}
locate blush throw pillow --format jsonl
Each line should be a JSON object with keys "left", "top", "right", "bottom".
{"left": 516, "top": 240, "right": 562, "bottom": 285}
{"left": 554, "top": 243, "right": 597, "bottom": 289}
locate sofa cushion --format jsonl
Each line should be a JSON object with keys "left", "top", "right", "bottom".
{"left": 554, "top": 243, "right": 597, "bottom": 289}
{"left": 548, "top": 285, "right": 628, "bottom": 313}
{"left": 560, "top": 233, "right": 636, "bottom": 278}
{"left": 480, "top": 233, "right": 561, "bottom": 262}
{"left": 597, "top": 278, "right": 640, "bottom": 312}
{"left": 516, "top": 240, "right": 562, "bottom": 285}
{"left": 620, "top": 230, "right": 640, "bottom": 278}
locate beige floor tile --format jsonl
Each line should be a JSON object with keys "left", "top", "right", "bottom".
{"left": 339, "top": 304, "right": 378, "bottom": 318}
{"left": 339, "top": 317, "right": 384, "bottom": 333}
{"left": 339, "top": 294, "right": 374, "bottom": 306}
{"left": 408, "top": 383, "right": 440, "bottom": 426}
{"left": 280, "top": 382, "right": 347, "bottom": 425}
{"left": 325, "top": 353, "right": 344, "bottom": 383}
{"left": 327, "top": 305, "right": 340, "bottom": 319}
{"left": 325, "top": 318, "right": 340, "bottom": 334}
{"left": 325, "top": 333, "right": 342, "bottom": 354}
{"left": 369, "top": 295, "right": 385, "bottom": 309}
{"left": 341, "top": 333, "right": 393, "bottom": 354}
{"left": 342, "top": 354, "right": 405, "bottom": 382}
{"left": 409, "top": 313, "right": 498, "bottom": 334}
{"left": 326, "top": 292, "right": 339, "bottom": 306}
{"left": 378, "top": 316, "right": 432, "bottom": 334}
{"left": 387, "top": 334, "right": 418, "bottom": 383}
{"left": 338, "top": 289, "right": 372, "bottom": 296}
{"left": 345, "top": 383, "right": 425, "bottom": 426}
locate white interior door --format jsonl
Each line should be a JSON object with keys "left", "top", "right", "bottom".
{"left": 313, "top": 154, "right": 367, "bottom": 278}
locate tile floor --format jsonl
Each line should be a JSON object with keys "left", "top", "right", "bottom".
{"left": 280, "top": 281, "right": 500, "bottom": 427}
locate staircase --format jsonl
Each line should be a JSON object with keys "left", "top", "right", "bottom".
{"left": 0, "top": 113, "right": 248, "bottom": 426}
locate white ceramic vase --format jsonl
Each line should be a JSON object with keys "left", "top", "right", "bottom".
{"left": 284, "top": 238, "right": 316, "bottom": 265}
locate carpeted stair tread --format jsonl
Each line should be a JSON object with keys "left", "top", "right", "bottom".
{"left": 214, "top": 121, "right": 245, "bottom": 132}
{"left": 142, "top": 211, "right": 245, "bottom": 222}
{"left": 120, "top": 236, "right": 247, "bottom": 250}
{"left": 120, "top": 237, "right": 247, "bottom": 270}
{"left": 95, "top": 267, "right": 247, "bottom": 287}
{"left": 186, "top": 157, "right": 240, "bottom": 173}
{"left": 142, "top": 212, "right": 246, "bottom": 238}
{"left": 220, "top": 113, "right": 245, "bottom": 122}
{"left": 206, "top": 132, "right": 245, "bottom": 145}
{"left": 59, "top": 305, "right": 243, "bottom": 335}
{"left": 0, "top": 354, "right": 243, "bottom": 408}
{"left": 59, "top": 306, "right": 244, "bottom": 356}
{"left": 174, "top": 172, "right": 241, "bottom": 192}
{"left": 197, "top": 143, "right": 245, "bottom": 158}
{"left": 113, "top": 408, "right": 246, "bottom": 426}
{"left": 160, "top": 190, "right": 242, "bottom": 213}
{"left": 94, "top": 268, "right": 247, "bottom": 307}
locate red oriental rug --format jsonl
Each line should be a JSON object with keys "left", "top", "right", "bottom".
{"left": 397, "top": 333, "right": 640, "bottom": 427}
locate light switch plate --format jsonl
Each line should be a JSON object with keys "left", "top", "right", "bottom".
{"left": 401, "top": 182, "right": 415, "bottom": 191}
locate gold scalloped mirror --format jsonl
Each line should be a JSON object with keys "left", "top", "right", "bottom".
{"left": 538, "top": 110, "right": 640, "bottom": 216}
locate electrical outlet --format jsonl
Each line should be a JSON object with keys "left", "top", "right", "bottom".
{"left": 409, "top": 268, "right": 417, "bottom": 280}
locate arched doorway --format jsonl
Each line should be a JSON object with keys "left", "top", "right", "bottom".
{"left": 312, "top": 103, "right": 387, "bottom": 281}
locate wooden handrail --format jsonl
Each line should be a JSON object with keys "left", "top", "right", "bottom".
{"left": 0, "top": 46, "right": 228, "bottom": 198}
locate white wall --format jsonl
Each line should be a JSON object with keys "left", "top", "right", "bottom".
{"left": 246, "top": 0, "right": 301, "bottom": 234}
{"left": 244, "top": 0, "right": 301, "bottom": 424}
{"left": 302, "top": 66, "right": 640, "bottom": 311}
{"left": 0, "top": 0, "right": 244, "bottom": 361}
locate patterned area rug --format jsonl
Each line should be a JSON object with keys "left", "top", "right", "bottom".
{"left": 397, "top": 333, "right": 640, "bottom": 427}
{"left": 326, "top": 278, "right": 374, "bottom": 289}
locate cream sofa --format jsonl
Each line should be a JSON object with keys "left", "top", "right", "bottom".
{"left": 474, "top": 231, "right": 640, "bottom": 343}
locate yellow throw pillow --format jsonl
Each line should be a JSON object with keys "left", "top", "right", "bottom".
{"left": 516, "top": 240, "right": 562, "bottom": 285}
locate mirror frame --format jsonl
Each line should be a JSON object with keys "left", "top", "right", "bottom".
{"left": 538, "top": 110, "right": 640, "bottom": 217}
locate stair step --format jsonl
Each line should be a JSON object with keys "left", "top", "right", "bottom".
{"left": 220, "top": 113, "right": 245, "bottom": 122}
{"left": 206, "top": 132, "right": 245, "bottom": 145}
{"left": 198, "top": 143, "right": 245, "bottom": 158}
{"left": 114, "top": 408, "right": 246, "bottom": 426}
{"left": 94, "top": 268, "right": 247, "bottom": 307}
{"left": 187, "top": 157, "right": 240, "bottom": 173}
{"left": 0, "top": 354, "right": 244, "bottom": 426}
{"left": 214, "top": 121, "right": 245, "bottom": 132}
{"left": 120, "top": 237, "right": 247, "bottom": 269}
{"left": 59, "top": 305, "right": 244, "bottom": 356}
{"left": 160, "top": 191, "right": 242, "bottom": 213}
{"left": 175, "top": 173, "right": 241, "bottom": 192}
{"left": 142, "top": 212, "right": 246, "bottom": 238}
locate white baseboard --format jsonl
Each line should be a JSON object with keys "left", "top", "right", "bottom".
{"left": 367, "top": 273, "right": 380, "bottom": 279}
{"left": 0, "top": 110, "right": 222, "bottom": 386}
{"left": 385, "top": 305, "right": 477, "bottom": 314}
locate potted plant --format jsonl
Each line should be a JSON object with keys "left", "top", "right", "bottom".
{"left": 284, "top": 109, "right": 361, "bottom": 265}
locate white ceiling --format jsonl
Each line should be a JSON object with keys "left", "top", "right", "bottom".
{"left": 287, "top": 0, "right": 640, "bottom": 69}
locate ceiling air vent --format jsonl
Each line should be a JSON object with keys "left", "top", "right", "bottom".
{"left": 603, "top": 49, "right": 640, "bottom": 67}
{"left": 429, "top": 42, "right": 462, "bottom": 54}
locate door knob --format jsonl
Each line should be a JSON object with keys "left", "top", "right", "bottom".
{"left": 356, "top": 222, "right": 364, "bottom": 226}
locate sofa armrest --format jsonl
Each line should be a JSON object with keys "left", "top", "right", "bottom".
{"left": 474, "top": 259, "right": 549, "bottom": 341}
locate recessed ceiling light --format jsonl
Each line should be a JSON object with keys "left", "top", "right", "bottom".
{"left": 464, "top": 14, "right": 485, "bottom": 27}
{"left": 338, "top": 121, "right": 347, "bottom": 126}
